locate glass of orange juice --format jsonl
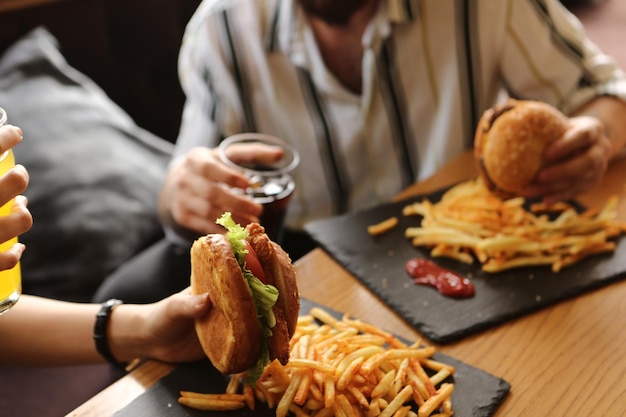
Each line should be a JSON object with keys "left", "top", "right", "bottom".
{"left": 0, "top": 107, "right": 21, "bottom": 315}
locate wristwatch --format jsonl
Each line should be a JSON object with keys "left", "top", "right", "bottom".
{"left": 93, "top": 298, "right": 127, "bottom": 370}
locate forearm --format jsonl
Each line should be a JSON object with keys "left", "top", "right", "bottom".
{"left": 0, "top": 295, "right": 149, "bottom": 367}
{"left": 572, "top": 95, "right": 626, "bottom": 160}
{"left": 0, "top": 295, "right": 102, "bottom": 366}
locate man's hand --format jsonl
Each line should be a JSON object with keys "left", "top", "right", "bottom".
{"left": 525, "top": 116, "right": 612, "bottom": 204}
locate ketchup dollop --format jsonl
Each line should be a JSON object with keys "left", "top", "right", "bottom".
{"left": 405, "top": 258, "right": 475, "bottom": 298}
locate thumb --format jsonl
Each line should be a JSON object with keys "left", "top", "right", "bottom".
{"left": 182, "top": 292, "right": 212, "bottom": 317}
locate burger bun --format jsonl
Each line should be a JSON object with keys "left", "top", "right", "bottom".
{"left": 474, "top": 99, "right": 569, "bottom": 197}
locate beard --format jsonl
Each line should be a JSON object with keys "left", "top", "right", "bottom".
{"left": 298, "top": 0, "right": 370, "bottom": 26}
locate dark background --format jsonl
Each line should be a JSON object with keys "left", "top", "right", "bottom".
{"left": 0, "top": 0, "right": 202, "bottom": 143}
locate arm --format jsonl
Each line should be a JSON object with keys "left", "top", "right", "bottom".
{"left": 498, "top": 1, "right": 626, "bottom": 202}
{"left": 159, "top": 8, "right": 270, "bottom": 243}
{"left": 0, "top": 291, "right": 211, "bottom": 367}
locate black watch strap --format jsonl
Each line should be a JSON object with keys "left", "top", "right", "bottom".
{"left": 94, "top": 298, "right": 127, "bottom": 370}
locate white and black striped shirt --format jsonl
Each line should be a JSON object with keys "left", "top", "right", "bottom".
{"left": 175, "top": 0, "right": 626, "bottom": 233}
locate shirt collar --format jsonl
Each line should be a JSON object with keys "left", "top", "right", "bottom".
{"left": 265, "top": 0, "right": 419, "bottom": 56}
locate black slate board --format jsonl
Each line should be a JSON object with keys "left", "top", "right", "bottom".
{"left": 114, "top": 299, "right": 510, "bottom": 417}
{"left": 304, "top": 186, "right": 626, "bottom": 344}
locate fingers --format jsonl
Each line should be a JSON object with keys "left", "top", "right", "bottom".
{"left": 543, "top": 116, "right": 603, "bottom": 163}
{"left": 187, "top": 147, "right": 249, "bottom": 189}
{"left": 187, "top": 293, "right": 212, "bottom": 317}
{"left": 224, "top": 142, "right": 285, "bottom": 166}
{"left": 526, "top": 154, "right": 605, "bottom": 202}
{"left": 162, "top": 291, "right": 211, "bottom": 321}
{"left": 168, "top": 147, "right": 263, "bottom": 234}
{"left": 525, "top": 117, "right": 611, "bottom": 202}
{"left": 0, "top": 125, "right": 23, "bottom": 154}
{"left": 170, "top": 181, "right": 261, "bottom": 234}
{"left": 0, "top": 195, "right": 33, "bottom": 245}
{"left": 0, "top": 242, "right": 25, "bottom": 271}
{"left": 0, "top": 165, "right": 29, "bottom": 207}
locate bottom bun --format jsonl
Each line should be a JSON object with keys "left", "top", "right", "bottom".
{"left": 190, "top": 234, "right": 262, "bottom": 375}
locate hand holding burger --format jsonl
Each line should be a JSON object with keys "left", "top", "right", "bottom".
{"left": 526, "top": 114, "right": 611, "bottom": 204}
{"left": 475, "top": 99, "right": 612, "bottom": 203}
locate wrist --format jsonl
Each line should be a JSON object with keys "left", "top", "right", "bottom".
{"left": 106, "top": 303, "right": 148, "bottom": 364}
{"left": 93, "top": 299, "right": 129, "bottom": 370}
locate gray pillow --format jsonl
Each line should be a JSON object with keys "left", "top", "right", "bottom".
{"left": 0, "top": 28, "right": 174, "bottom": 301}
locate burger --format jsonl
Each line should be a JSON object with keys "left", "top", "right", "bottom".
{"left": 190, "top": 212, "right": 299, "bottom": 382}
{"left": 474, "top": 99, "right": 569, "bottom": 197}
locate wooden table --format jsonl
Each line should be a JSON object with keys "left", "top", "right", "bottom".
{"left": 67, "top": 151, "right": 626, "bottom": 417}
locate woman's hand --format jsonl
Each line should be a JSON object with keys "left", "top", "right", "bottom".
{"left": 110, "top": 289, "right": 212, "bottom": 364}
{"left": 525, "top": 116, "right": 612, "bottom": 205}
{"left": 0, "top": 195, "right": 32, "bottom": 270}
{"left": 0, "top": 124, "right": 32, "bottom": 271}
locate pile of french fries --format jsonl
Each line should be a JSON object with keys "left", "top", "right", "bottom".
{"left": 402, "top": 178, "right": 626, "bottom": 273}
{"left": 179, "top": 307, "right": 456, "bottom": 417}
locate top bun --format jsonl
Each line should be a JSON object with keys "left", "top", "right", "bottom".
{"left": 474, "top": 99, "right": 568, "bottom": 197}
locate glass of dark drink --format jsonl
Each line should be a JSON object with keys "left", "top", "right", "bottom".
{"left": 217, "top": 133, "right": 300, "bottom": 243}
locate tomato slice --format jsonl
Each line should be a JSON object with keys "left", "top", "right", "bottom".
{"left": 243, "top": 240, "right": 266, "bottom": 283}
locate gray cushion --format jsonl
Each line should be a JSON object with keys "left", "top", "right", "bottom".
{"left": 0, "top": 27, "right": 174, "bottom": 301}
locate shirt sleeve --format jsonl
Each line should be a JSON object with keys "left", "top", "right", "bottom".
{"left": 167, "top": 6, "right": 250, "bottom": 244}
{"left": 175, "top": 7, "right": 246, "bottom": 159}
{"left": 498, "top": 0, "right": 626, "bottom": 114}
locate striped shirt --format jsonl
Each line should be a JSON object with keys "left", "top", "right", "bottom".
{"left": 175, "top": 0, "right": 626, "bottom": 233}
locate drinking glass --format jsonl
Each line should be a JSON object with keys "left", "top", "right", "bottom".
{"left": 218, "top": 133, "right": 300, "bottom": 243}
{"left": 0, "top": 107, "right": 21, "bottom": 315}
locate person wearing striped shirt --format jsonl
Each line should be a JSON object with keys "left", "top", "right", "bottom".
{"left": 159, "top": 0, "right": 626, "bottom": 254}
{"left": 93, "top": 0, "right": 626, "bottom": 304}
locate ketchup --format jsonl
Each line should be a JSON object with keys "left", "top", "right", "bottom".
{"left": 405, "top": 258, "right": 475, "bottom": 298}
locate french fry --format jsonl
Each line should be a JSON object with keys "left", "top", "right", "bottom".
{"left": 417, "top": 383, "right": 454, "bottom": 417}
{"left": 177, "top": 395, "right": 245, "bottom": 411}
{"left": 314, "top": 407, "right": 336, "bottom": 417}
{"left": 225, "top": 372, "right": 242, "bottom": 394}
{"left": 337, "top": 356, "right": 365, "bottom": 391}
{"left": 243, "top": 383, "right": 255, "bottom": 410}
{"left": 378, "top": 385, "right": 413, "bottom": 417}
{"left": 295, "top": 369, "right": 313, "bottom": 406}
{"left": 276, "top": 372, "right": 303, "bottom": 417}
{"left": 324, "top": 374, "right": 336, "bottom": 409}
{"left": 180, "top": 307, "right": 457, "bottom": 416}
{"left": 368, "top": 216, "right": 399, "bottom": 236}
{"left": 402, "top": 177, "right": 626, "bottom": 273}
{"left": 178, "top": 391, "right": 245, "bottom": 401}
{"left": 335, "top": 393, "right": 357, "bottom": 417}
{"left": 289, "top": 358, "right": 337, "bottom": 374}
{"left": 371, "top": 369, "right": 396, "bottom": 399}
